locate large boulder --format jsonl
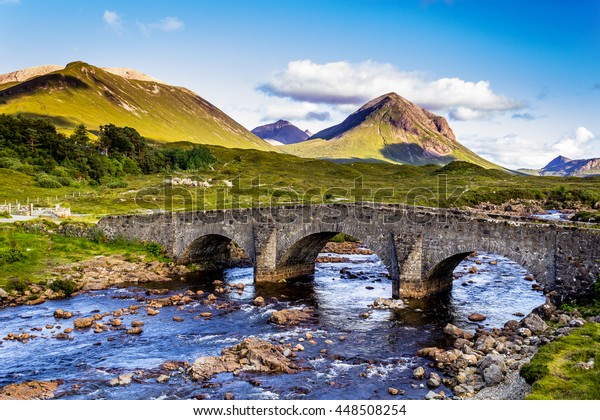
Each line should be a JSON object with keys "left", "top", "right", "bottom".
{"left": 520, "top": 313, "right": 549, "bottom": 335}
{"left": 532, "top": 302, "right": 556, "bottom": 321}
{"left": 190, "top": 337, "right": 297, "bottom": 381}
{"left": 0, "top": 288, "right": 8, "bottom": 299}
{"left": 482, "top": 364, "right": 504, "bottom": 386}
{"left": 478, "top": 354, "right": 507, "bottom": 373}
{"left": 269, "top": 309, "right": 313, "bottom": 326}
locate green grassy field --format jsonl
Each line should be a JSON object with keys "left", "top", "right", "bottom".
{"left": 1, "top": 145, "right": 600, "bottom": 219}
{"left": 0, "top": 222, "right": 165, "bottom": 290}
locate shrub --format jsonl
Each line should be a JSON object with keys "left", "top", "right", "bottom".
{"left": 0, "top": 157, "right": 23, "bottom": 170}
{"left": 6, "top": 277, "right": 29, "bottom": 293}
{"left": 56, "top": 176, "right": 73, "bottom": 187}
{"left": 144, "top": 242, "right": 163, "bottom": 257}
{"left": 107, "top": 180, "right": 128, "bottom": 189}
{"left": 0, "top": 247, "right": 26, "bottom": 265}
{"left": 36, "top": 174, "right": 62, "bottom": 188}
{"left": 49, "top": 279, "right": 79, "bottom": 297}
{"left": 0, "top": 211, "right": 11, "bottom": 219}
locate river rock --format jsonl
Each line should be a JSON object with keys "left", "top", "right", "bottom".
{"left": 569, "top": 318, "right": 586, "bottom": 327}
{"left": 189, "top": 337, "right": 297, "bottom": 381}
{"left": 147, "top": 308, "right": 160, "bottom": 316}
{"left": 0, "top": 380, "right": 62, "bottom": 400}
{"left": 443, "top": 323, "right": 474, "bottom": 340}
{"left": 424, "top": 390, "right": 437, "bottom": 400}
{"left": 109, "top": 373, "right": 133, "bottom": 387}
{"left": 412, "top": 366, "right": 425, "bottom": 379}
{"left": 269, "top": 309, "right": 313, "bottom": 326}
{"left": 0, "top": 288, "right": 8, "bottom": 299}
{"left": 371, "top": 297, "right": 405, "bottom": 310}
{"left": 482, "top": 364, "right": 504, "bottom": 386}
{"left": 468, "top": 313, "right": 486, "bottom": 322}
{"left": 111, "top": 319, "right": 122, "bottom": 327}
{"left": 173, "top": 316, "right": 184, "bottom": 322}
{"left": 126, "top": 327, "right": 143, "bottom": 335}
{"left": 479, "top": 354, "right": 507, "bottom": 373}
{"left": 532, "top": 302, "right": 556, "bottom": 320}
{"left": 520, "top": 313, "right": 549, "bottom": 335}
{"left": 474, "top": 335, "right": 496, "bottom": 352}
{"left": 427, "top": 372, "right": 441, "bottom": 388}
{"left": 455, "top": 353, "right": 479, "bottom": 368}
{"left": 156, "top": 374, "right": 170, "bottom": 383}
{"left": 131, "top": 321, "right": 144, "bottom": 327}
{"left": 53, "top": 308, "right": 73, "bottom": 319}
{"left": 73, "top": 317, "right": 94, "bottom": 329}
{"left": 557, "top": 313, "right": 571, "bottom": 325}
{"left": 388, "top": 387, "right": 399, "bottom": 395}
{"left": 253, "top": 296, "right": 265, "bottom": 306}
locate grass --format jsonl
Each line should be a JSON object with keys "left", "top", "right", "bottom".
{"left": 0, "top": 211, "right": 10, "bottom": 219}
{"left": 1, "top": 144, "right": 600, "bottom": 219}
{"left": 522, "top": 322, "right": 600, "bottom": 400}
{"left": 0, "top": 223, "right": 168, "bottom": 290}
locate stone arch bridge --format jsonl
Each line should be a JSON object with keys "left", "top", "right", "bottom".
{"left": 97, "top": 203, "right": 600, "bottom": 301}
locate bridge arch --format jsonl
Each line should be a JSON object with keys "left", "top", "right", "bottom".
{"left": 180, "top": 233, "right": 252, "bottom": 270}
{"left": 423, "top": 243, "right": 552, "bottom": 295}
{"left": 273, "top": 230, "right": 393, "bottom": 283}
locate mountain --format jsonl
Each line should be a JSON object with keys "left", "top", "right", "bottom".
{"left": 251, "top": 120, "right": 310, "bottom": 145}
{"left": 0, "top": 61, "right": 275, "bottom": 151}
{"left": 520, "top": 156, "right": 600, "bottom": 177}
{"left": 282, "top": 92, "right": 500, "bottom": 168}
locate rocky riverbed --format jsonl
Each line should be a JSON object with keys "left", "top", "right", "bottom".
{"left": 0, "top": 247, "right": 555, "bottom": 400}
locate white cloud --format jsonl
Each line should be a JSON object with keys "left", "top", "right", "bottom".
{"left": 551, "top": 126, "right": 596, "bottom": 158}
{"left": 103, "top": 10, "right": 123, "bottom": 33}
{"left": 138, "top": 17, "right": 185, "bottom": 35}
{"left": 461, "top": 127, "right": 599, "bottom": 169}
{"left": 259, "top": 60, "right": 524, "bottom": 121}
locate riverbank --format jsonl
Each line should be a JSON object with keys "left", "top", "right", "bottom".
{"left": 413, "top": 301, "right": 599, "bottom": 400}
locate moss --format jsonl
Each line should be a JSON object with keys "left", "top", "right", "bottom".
{"left": 522, "top": 322, "right": 600, "bottom": 399}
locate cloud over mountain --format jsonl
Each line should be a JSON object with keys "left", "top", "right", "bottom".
{"left": 259, "top": 60, "right": 524, "bottom": 121}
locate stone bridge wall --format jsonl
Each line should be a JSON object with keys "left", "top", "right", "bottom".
{"left": 97, "top": 203, "right": 600, "bottom": 301}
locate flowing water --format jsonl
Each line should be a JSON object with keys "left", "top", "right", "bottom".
{"left": 0, "top": 251, "right": 545, "bottom": 400}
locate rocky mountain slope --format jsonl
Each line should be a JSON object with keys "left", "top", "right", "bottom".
{"left": 283, "top": 92, "right": 500, "bottom": 168}
{"left": 0, "top": 61, "right": 275, "bottom": 151}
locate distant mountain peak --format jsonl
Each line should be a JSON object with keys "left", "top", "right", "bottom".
{"left": 538, "top": 155, "right": 600, "bottom": 177}
{"left": 251, "top": 120, "right": 310, "bottom": 145}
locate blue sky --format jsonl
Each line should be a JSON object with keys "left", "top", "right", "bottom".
{"left": 1, "top": 0, "right": 599, "bottom": 168}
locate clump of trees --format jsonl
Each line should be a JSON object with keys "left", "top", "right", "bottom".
{"left": 0, "top": 114, "right": 216, "bottom": 187}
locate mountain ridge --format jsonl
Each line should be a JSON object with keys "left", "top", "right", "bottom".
{"left": 0, "top": 61, "right": 275, "bottom": 151}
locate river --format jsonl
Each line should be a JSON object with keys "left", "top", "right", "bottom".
{"left": 0, "top": 250, "right": 545, "bottom": 400}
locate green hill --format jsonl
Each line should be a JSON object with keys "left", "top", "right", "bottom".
{"left": 283, "top": 93, "right": 502, "bottom": 169}
{"left": 0, "top": 61, "right": 275, "bottom": 151}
